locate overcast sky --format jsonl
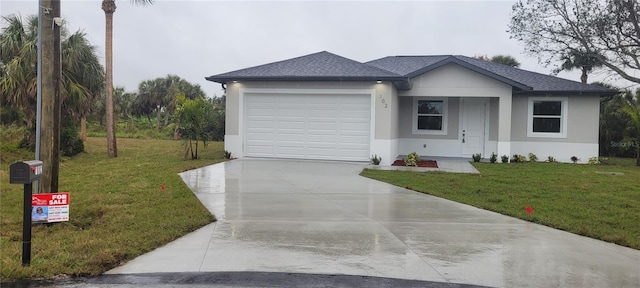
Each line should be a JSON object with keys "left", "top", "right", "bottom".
{"left": 1, "top": 0, "right": 635, "bottom": 98}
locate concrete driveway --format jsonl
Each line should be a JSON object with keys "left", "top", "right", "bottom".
{"left": 107, "top": 159, "right": 640, "bottom": 287}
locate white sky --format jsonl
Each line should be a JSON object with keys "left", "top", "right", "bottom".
{"left": 1, "top": 0, "right": 635, "bottom": 98}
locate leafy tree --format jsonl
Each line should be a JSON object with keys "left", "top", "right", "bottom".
{"left": 174, "top": 95, "right": 217, "bottom": 160}
{"left": 509, "top": 0, "right": 640, "bottom": 84}
{"left": 596, "top": 82, "right": 640, "bottom": 163}
{"left": 102, "top": 0, "right": 153, "bottom": 158}
{"left": 622, "top": 93, "right": 640, "bottom": 166}
{"left": 490, "top": 55, "right": 521, "bottom": 68}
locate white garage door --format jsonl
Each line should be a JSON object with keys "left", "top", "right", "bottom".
{"left": 245, "top": 93, "right": 371, "bottom": 161}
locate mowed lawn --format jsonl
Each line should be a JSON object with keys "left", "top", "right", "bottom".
{"left": 1, "top": 137, "right": 224, "bottom": 280}
{"left": 361, "top": 159, "right": 640, "bottom": 250}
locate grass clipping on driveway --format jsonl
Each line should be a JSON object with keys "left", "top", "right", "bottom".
{"left": 361, "top": 159, "right": 640, "bottom": 250}
{"left": 1, "top": 138, "right": 222, "bottom": 280}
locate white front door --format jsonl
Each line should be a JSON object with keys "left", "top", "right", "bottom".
{"left": 461, "top": 99, "right": 487, "bottom": 156}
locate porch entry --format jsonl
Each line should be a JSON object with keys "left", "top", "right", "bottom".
{"left": 461, "top": 98, "right": 487, "bottom": 156}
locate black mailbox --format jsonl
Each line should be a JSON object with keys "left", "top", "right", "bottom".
{"left": 10, "top": 160, "right": 43, "bottom": 184}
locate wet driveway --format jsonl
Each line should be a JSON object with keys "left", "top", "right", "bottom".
{"left": 106, "top": 159, "right": 640, "bottom": 287}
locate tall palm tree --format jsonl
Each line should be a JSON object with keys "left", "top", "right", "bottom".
{"left": 553, "top": 51, "right": 603, "bottom": 84}
{"left": 102, "top": 0, "right": 153, "bottom": 158}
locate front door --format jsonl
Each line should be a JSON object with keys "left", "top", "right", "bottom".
{"left": 461, "top": 99, "right": 487, "bottom": 156}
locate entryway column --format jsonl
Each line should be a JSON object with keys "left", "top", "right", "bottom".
{"left": 497, "top": 95, "right": 512, "bottom": 159}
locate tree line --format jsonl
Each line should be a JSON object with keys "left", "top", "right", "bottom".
{"left": 0, "top": 14, "right": 225, "bottom": 159}
{"left": 508, "top": 0, "right": 640, "bottom": 165}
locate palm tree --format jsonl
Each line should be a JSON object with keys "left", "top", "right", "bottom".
{"left": 0, "top": 15, "right": 38, "bottom": 130}
{"left": 1, "top": 14, "right": 104, "bottom": 191}
{"left": 2, "top": 15, "right": 104, "bottom": 139}
{"left": 137, "top": 78, "right": 165, "bottom": 130}
{"left": 102, "top": 0, "right": 153, "bottom": 158}
{"left": 490, "top": 55, "right": 521, "bottom": 68}
{"left": 553, "top": 51, "right": 603, "bottom": 84}
{"left": 62, "top": 31, "right": 105, "bottom": 141}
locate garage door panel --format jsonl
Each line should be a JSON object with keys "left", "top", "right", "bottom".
{"left": 247, "top": 132, "right": 276, "bottom": 140}
{"left": 245, "top": 94, "right": 370, "bottom": 161}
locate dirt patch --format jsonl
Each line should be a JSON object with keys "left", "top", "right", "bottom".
{"left": 391, "top": 159, "right": 438, "bottom": 168}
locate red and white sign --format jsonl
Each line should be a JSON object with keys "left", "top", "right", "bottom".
{"left": 31, "top": 193, "right": 69, "bottom": 223}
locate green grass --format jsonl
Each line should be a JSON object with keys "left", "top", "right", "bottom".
{"left": 360, "top": 160, "right": 640, "bottom": 250}
{"left": 1, "top": 137, "right": 224, "bottom": 280}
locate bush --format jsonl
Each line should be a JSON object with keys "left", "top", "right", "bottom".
{"left": 571, "top": 156, "right": 579, "bottom": 164}
{"left": 588, "top": 157, "right": 601, "bottom": 165}
{"left": 370, "top": 154, "right": 381, "bottom": 165}
{"left": 501, "top": 155, "right": 509, "bottom": 163}
{"left": 547, "top": 156, "right": 556, "bottom": 162}
{"left": 224, "top": 150, "right": 232, "bottom": 159}
{"left": 62, "top": 138, "right": 84, "bottom": 157}
{"left": 472, "top": 153, "right": 482, "bottom": 162}
{"left": 512, "top": 154, "right": 527, "bottom": 163}
{"left": 528, "top": 153, "right": 538, "bottom": 162}
{"left": 405, "top": 152, "right": 419, "bottom": 167}
{"left": 489, "top": 153, "right": 498, "bottom": 163}
{"left": 61, "top": 115, "right": 85, "bottom": 157}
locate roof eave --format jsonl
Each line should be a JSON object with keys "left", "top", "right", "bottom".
{"left": 514, "top": 90, "right": 619, "bottom": 96}
{"left": 205, "top": 75, "right": 408, "bottom": 84}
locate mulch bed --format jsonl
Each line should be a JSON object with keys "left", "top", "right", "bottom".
{"left": 391, "top": 159, "right": 438, "bottom": 168}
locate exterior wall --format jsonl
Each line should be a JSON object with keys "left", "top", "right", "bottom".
{"left": 224, "top": 81, "right": 396, "bottom": 165}
{"left": 510, "top": 94, "right": 600, "bottom": 163}
{"left": 397, "top": 97, "right": 460, "bottom": 140}
{"left": 489, "top": 98, "right": 499, "bottom": 141}
{"left": 223, "top": 66, "right": 601, "bottom": 164}
{"left": 511, "top": 95, "right": 600, "bottom": 143}
{"left": 396, "top": 64, "right": 512, "bottom": 158}
{"left": 400, "top": 64, "right": 512, "bottom": 97}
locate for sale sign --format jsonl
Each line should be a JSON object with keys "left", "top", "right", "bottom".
{"left": 31, "top": 193, "right": 69, "bottom": 223}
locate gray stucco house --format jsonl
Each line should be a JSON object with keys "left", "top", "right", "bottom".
{"left": 206, "top": 51, "right": 615, "bottom": 165}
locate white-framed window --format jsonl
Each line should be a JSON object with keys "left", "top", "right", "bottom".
{"left": 412, "top": 97, "right": 447, "bottom": 135}
{"left": 527, "top": 97, "right": 568, "bottom": 138}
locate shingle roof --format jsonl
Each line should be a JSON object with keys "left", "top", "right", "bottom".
{"left": 206, "top": 51, "right": 617, "bottom": 94}
{"left": 205, "top": 51, "right": 405, "bottom": 83}
{"left": 367, "top": 55, "right": 615, "bottom": 94}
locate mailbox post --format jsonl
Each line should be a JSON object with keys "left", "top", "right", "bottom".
{"left": 9, "top": 160, "right": 43, "bottom": 266}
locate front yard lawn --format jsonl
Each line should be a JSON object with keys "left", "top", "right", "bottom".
{"left": 360, "top": 159, "right": 640, "bottom": 250}
{"left": 1, "top": 137, "right": 224, "bottom": 281}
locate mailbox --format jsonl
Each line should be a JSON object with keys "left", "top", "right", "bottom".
{"left": 10, "top": 160, "right": 43, "bottom": 184}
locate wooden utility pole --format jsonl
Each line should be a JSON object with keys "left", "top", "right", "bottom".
{"left": 39, "top": 0, "right": 62, "bottom": 193}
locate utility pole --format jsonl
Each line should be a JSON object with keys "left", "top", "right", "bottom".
{"left": 39, "top": 0, "right": 62, "bottom": 193}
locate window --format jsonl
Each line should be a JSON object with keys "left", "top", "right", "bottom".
{"left": 527, "top": 97, "right": 568, "bottom": 138}
{"left": 413, "top": 98, "right": 447, "bottom": 135}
